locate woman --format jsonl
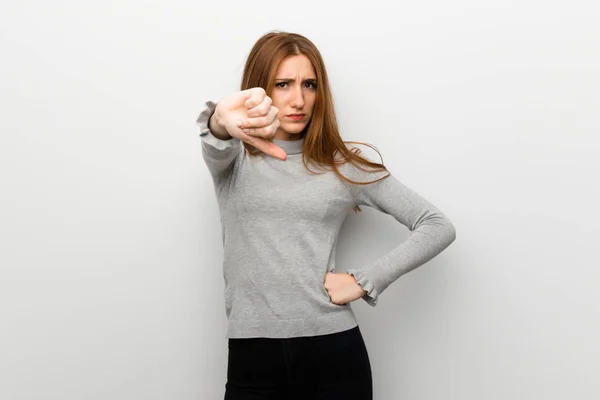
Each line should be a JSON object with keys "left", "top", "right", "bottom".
{"left": 196, "top": 31, "right": 456, "bottom": 400}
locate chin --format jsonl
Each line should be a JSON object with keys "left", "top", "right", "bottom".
{"left": 281, "top": 122, "right": 307, "bottom": 134}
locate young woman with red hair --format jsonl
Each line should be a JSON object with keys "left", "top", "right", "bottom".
{"left": 196, "top": 31, "right": 456, "bottom": 400}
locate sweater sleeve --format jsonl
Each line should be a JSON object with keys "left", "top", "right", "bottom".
{"left": 196, "top": 101, "right": 242, "bottom": 185}
{"left": 343, "top": 162, "right": 457, "bottom": 307}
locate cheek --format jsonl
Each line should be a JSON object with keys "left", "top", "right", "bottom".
{"left": 269, "top": 93, "right": 283, "bottom": 109}
{"left": 307, "top": 97, "right": 317, "bottom": 113}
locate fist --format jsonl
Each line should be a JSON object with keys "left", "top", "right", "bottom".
{"left": 212, "top": 87, "right": 286, "bottom": 160}
{"left": 324, "top": 272, "right": 367, "bottom": 305}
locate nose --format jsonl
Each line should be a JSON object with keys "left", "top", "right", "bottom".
{"left": 290, "top": 84, "right": 304, "bottom": 109}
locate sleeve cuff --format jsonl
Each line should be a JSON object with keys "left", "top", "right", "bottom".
{"left": 346, "top": 269, "right": 379, "bottom": 307}
{"left": 196, "top": 101, "right": 240, "bottom": 151}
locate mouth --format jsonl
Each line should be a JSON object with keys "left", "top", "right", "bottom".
{"left": 286, "top": 114, "right": 306, "bottom": 121}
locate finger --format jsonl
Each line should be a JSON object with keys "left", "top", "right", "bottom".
{"left": 243, "top": 87, "right": 266, "bottom": 109}
{"left": 241, "top": 107, "right": 279, "bottom": 129}
{"left": 243, "top": 133, "right": 287, "bottom": 160}
{"left": 242, "top": 119, "right": 280, "bottom": 140}
{"left": 226, "top": 121, "right": 286, "bottom": 160}
{"left": 247, "top": 96, "right": 272, "bottom": 118}
{"left": 241, "top": 123, "right": 276, "bottom": 139}
{"left": 241, "top": 116, "right": 271, "bottom": 130}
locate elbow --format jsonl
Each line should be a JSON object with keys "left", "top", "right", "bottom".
{"left": 440, "top": 215, "right": 457, "bottom": 247}
{"left": 446, "top": 220, "right": 457, "bottom": 245}
{"left": 427, "top": 210, "right": 457, "bottom": 247}
{"left": 413, "top": 208, "right": 457, "bottom": 247}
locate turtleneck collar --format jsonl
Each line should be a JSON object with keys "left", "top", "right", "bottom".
{"left": 271, "top": 135, "right": 305, "bottom": 155}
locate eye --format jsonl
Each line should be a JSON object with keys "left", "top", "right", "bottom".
{"left": 275, "top": 82, "right": 288, "bottom": 88}
{"left": 304, "top": 81, "right": 317, "bottom": 90}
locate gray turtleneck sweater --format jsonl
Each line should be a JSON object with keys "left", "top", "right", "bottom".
{"left": 197, "top": 100, "right": 457, "bottom": 339}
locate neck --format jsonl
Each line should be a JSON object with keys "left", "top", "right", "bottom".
{"left": 271, "top": 134, "right": 305, "bottom": 155}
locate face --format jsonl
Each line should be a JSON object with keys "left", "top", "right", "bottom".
{"left": 270, "top": 54, "right": 317, "bottom": 141}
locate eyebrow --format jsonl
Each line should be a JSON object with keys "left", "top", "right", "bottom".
{"left": 274, "top": 78, "right": 317, "bottom": 82}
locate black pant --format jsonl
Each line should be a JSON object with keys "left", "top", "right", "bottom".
{"left": 224, "top": 325, "right": 372, "bottom": 400}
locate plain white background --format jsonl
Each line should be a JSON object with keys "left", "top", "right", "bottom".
{"left": 1, "top": 1, "right": 598, "bottom": 399}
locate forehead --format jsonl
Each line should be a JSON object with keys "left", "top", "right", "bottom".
{"left": 276, "top": 54, "right": 316, "bottom": 77}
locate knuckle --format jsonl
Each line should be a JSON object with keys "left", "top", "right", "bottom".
{"left": 256, "top": 107, "right": 267, "bottom": 117}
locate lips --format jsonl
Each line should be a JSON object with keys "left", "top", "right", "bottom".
{"left": 287, "top": 114, "right": 306, "bottom": 121}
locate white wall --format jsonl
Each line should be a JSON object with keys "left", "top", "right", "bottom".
{"left": 1, "top": 1, "right": 598, "bottom": 399}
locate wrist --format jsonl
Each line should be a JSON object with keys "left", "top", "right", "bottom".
{"left": 208, "top": 109, "right": 232, "bottom": 140}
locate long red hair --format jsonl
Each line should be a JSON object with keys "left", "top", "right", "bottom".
{"left": 240, "top": 31, "right": 390, "bottom": 212}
